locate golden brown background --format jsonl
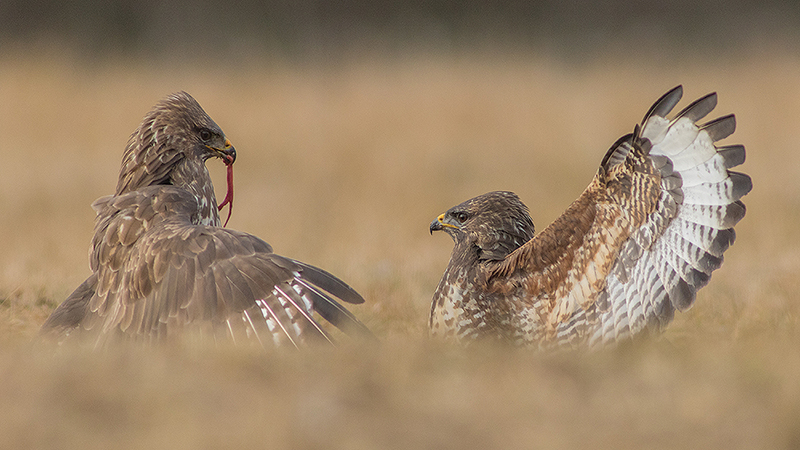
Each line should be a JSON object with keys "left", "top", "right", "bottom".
{"left": 1, "top": 1, "right": 798, "bottom": 448}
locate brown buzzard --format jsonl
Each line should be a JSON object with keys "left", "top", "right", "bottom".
{"left": 41, "top": 92, "right": 373, "bottom": 348}
{"left": 429, "top": 86, "right": 751, "bottom": 348}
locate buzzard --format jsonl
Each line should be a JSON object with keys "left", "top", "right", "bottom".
{"left": 41, "top": 92, "right": 373, "bottom": 348}
{"left": 429, "top": 86, "right": 751, "bottom": 348}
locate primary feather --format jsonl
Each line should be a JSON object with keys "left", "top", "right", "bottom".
{"left": 429, "top": 86, "right": 751, "bottom": 348}
{"left": 42, "top": 92, "right": 374, "bottom": 348}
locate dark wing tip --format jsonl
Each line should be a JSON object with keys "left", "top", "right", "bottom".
{"left": 293, "top": 260, "right": 366, "bottom": 304}
{"left": 302, "top": 284, "right": 378, "bottom": 342}
{"left": 709, "top": 228, "right": 736, "bottom": 257}
{"left": 670, "top": 278, "right": 697, "bottom": 312}
{"left": 724, "top": 200, "right": 747, "bottom": 229}
{"left": 673, "top": 92, "right": 718, "bottom": 122}
{"left": 701, "top": 114, "right": 736, "bottom": 142}
{"left": 718, "top": 145, "right": 746, "bottom": 169}
{"left": 40, "top": 275, "right": 97, "bottom": 340}
{"left": 642, "top": 85, "right": 683, "bottom": 123}
{"left": 729, "top": 171, "right": 753, "bottom": 202}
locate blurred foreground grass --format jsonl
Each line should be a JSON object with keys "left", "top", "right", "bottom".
{"left": 0, "top": 48, "right": 798, "bottom": 449}
{"left": 4, "top": 336, "right": 800, "bottom": 449}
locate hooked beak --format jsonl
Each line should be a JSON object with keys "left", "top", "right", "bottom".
{"left": 209, "top": 139, "right": 236, "bottom": 166}
{"left": 429, "top": 213, "right": 459, "bottom": 235}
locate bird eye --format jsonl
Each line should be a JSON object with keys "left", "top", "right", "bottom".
{"left": 198, "top": 129, "right": 212, "bottom": 142}
{"left": 454, "top": 212, "right": 469, "bottom": 223}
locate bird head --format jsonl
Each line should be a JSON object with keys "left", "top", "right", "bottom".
{"left": 430, "top": 191, "right": 535, "bottom": 261}
{"left": 115, "top": 92, "right": 237, "bottom": 225}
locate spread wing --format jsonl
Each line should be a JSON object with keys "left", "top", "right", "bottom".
{"left": 46, "top": 186, "right": 373, "bottom": 348}
{"left": 485, "top": 86, "right": 751, "bottom": 347}
{"left": 40, "top": 275, "right": 96, "bottom": 340}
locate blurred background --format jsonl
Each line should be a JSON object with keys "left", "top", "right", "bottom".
{"left": 1, "top": 1, "right": 799, "bottom": 449}
{"left": 2, "top": 0, "right": 799, "bottom": 60}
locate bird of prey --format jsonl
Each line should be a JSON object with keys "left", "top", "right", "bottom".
{"left": 41, "top": 92, "right": 373, "bottom": 348}
{"left": 429, "top": 86, "right": 751, "bottom": 348}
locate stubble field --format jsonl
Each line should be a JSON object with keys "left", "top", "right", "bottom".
{"left": 1, "top": 48, "right": 798, "bottom": 449}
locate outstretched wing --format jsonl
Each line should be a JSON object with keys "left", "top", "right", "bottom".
{"left": 485, "top": 86, "right": 751, "bottom": 347}
{"left": 40, "top": 274, "right": 97, "bottom": 340}
{"left": 63, "top": 186, "right": 372, "bottom": 348}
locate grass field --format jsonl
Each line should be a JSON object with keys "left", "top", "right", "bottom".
{"left": 1, "top": 47, "right": 799, "bottom": 449}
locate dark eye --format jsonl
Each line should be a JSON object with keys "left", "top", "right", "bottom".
{"left": 454, "top": 212, "right": 469, "bottom": 223}
{"left": 198, "top": 129, "right": 212, "bottom": 142}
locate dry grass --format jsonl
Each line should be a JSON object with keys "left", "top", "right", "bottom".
{"left": 1, "top": 47, "right": 799, "bottom": 449}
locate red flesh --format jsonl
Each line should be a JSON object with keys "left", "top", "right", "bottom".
{"left": 218, "top": 162, "right": 234, "bottom": 227}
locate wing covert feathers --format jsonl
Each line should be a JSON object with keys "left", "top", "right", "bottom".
{"left": 430, "top": 86, "right": 751, "bottom": 349}
{"left": 47, "top": 186, "right": 372, "bottom": 348}
{"left": 42, "top": 92, "right": 371, "bottom": 348}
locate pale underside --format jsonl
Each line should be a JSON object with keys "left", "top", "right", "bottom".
{"left": 430, "top": 86, "right": 751, "bottom": 349}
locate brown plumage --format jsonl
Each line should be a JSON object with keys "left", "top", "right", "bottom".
{"left": 429, "top": 86, "right": 751, "bottom": 348}
{"left": 41, "top": 92, "right": 373, "bottom": 348}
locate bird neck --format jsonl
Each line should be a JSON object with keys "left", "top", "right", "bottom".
{"left": 169, "top": 159, "right": 220, "bottom": 226}
{"left": 460, "top": 241, "right": 484, "bottom": 265}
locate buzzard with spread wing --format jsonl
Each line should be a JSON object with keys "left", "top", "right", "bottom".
{"left": 42, "top": 92, "right": 373, "bottom": 348}
{"left": 429, "top": 86, "right": 751, "bottom": 348}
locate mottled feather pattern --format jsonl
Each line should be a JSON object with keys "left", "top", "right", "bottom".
{"left": 41, "top": 92, "right": 373, "bottom": 347}
{"left": 429, "top": 192, "right": 535, "bottom": 340}
{"left": 430, "top": 86, "right": 751, "bottom": 348}
{"left": 585, "top": 87, "right": 750, "bottom": 347}
{"left": 81, "top": 186, "right": 343, "bottom": 348}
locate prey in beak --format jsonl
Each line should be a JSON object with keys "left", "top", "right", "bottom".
{"left": 208, "top": 139, "right": 236, "bottom": 227}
